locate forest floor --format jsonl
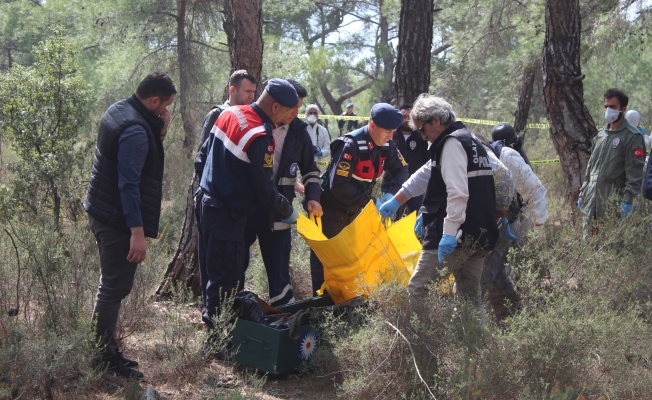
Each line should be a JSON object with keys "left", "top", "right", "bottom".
{"left": 91, "top": 299, "right": 337, "bottom": 400}
{"left": 87, "top": 234, "right": 337, "bottom": 400}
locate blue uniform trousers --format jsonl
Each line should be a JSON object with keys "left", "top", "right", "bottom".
{"left": 244, "top": 207, "right": 294, "bottom": 306}
{"left": 195, "top": 190, "right": 246, "bottom": 328}
{"left": 308, "top": 206, "right": 361, "bottom": 296}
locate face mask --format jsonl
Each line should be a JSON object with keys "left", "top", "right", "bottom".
{"left": 605, "top": 107, "right": 621, "bottom": 124}
{"left": 306, "top": 115, "right": 317, "bottom": 124}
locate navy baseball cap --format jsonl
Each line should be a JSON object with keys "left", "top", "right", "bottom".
{"left": 345, "top": 102, "right": 354, "bottom": 108}
{"left": 265, "top": 78, "right": 299, "bottom": 108}
{"left": 370, "top": 103, "right": 403, "bottom": 130}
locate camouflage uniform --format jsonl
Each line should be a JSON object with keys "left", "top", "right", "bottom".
{"left": 579, "top": 120, "right": 646, "bottom": 223}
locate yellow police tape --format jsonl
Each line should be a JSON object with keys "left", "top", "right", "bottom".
{"left": 316, "top": 158, "right": 560, "bottom": 167}
{"left": 318, "top": 114, "right": 551, "bottom": 130}
{"left": 530, "top": 158, "right": 561, "bottom": 165}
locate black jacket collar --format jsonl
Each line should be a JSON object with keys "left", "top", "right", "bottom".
{"left": 126, "top": 94, "right": 165, "bottom": 135}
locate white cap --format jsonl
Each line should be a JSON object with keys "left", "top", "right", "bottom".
{"left": 305, "top": 104, "right": 319, "bottom": 115}
{"left": 625, "top": 110, "right": 641, "bottom": 127}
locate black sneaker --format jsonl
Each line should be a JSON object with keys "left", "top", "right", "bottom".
{"left": 105, "top": 356, "right": 144, "bottom": 380}
{"left": 116, "top": 351, "right": 139, "bottom": 367}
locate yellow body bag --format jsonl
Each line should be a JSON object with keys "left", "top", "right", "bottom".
{"left": 296, "top": 201, "right": 422, "bottom": 303}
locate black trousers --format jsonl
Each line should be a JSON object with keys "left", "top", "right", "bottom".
{"left": 195, "top": 190, "right": 247, "bottom": 328}
{"left": 89, "top": 214, "right": 138, "bottom": 358}
{"left": 244, "top": 207, "right": 294, "bottom": 306}
{"left": 308, "top": 206, "right": 360, "bottom": 295}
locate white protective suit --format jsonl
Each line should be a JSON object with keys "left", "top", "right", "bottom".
{"left": 498, "top": 146, "right": 548, "bottom": 236}
{"left": 307, "top": 122, "right": 331, "bottom": 162}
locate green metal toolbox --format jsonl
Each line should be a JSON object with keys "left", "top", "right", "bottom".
{"left": 231, "top": 295, "right": 334, "bottom": 374}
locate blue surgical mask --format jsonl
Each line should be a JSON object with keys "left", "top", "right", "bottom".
{"left": 605, "top": 107, "right": 621, "bottom": 124}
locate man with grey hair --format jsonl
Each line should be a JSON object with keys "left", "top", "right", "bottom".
{"left": 378, "top": 94, "right": 499, "bottom": 309}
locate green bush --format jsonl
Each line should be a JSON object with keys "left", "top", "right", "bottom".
{"left": 312, "top": 204, "right": 652, "bottom": 399}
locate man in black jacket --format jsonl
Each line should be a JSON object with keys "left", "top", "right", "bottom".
{"left": 380, "top": 103, "right": 430, "bottom": 218}
{"left": 244, "top": 80, "right": 322, "bottom": 306}
{"left": 83, "top": 71, "right": 176, "bottom": 379}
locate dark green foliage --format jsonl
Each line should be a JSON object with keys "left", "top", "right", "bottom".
{"left": 0, "top": 27, "right": 90, "bottom": 227}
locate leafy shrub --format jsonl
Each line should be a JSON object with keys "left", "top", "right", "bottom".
{"left": 313, "top": 205, "right": 652, "bottom": 399}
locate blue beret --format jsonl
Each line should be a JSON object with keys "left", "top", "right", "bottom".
{"left": 265, "top": 78, "right": 298, "bottom": 108}
{"left": 345, "top": 102, "right": 354, "bottom": 108}
{"left": 370, "top": 103, "right": 403, "bottom": 130}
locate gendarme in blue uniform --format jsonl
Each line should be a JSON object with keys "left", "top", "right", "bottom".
{"left": 194, "top": 102, "right": 294, "bottom": 326}
{"left": 310, "top": 124, "right": 409, "bottom": 293}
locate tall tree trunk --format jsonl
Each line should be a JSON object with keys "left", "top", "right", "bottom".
{"left": 223, "top": 0, "right": 264, "bottom": 96}
{"left": 542, "top": 0, "right": 596, "bottom": 206}
{"left": 513, "top": 58, "right": 539, "bottom": 134}
{"left": 377, "top": 0, "right": 395, "bottom": 104}
{"left": 177, "top": 0, "right": 198, "bottom": 151}
{"left": 157, "top": 0, "right": 265, "bottom": 298}
{"left": 395, "top": 0, "right": 433, "bottom": 106}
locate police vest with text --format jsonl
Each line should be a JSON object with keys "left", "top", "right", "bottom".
{"left": 421, "top": 124, "right": 499, "bottom": 251}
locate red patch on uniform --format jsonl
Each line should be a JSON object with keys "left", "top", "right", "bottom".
{"left": 268, "top": 145, "right": 274, "bottom": 152}
{"left": 634, "top": 148, "right": 645, "bottom": 157}
{"left": 343, "top": 153, "right": 352, "bottom": 160}
{"left": 367, "top": 142, "right": 374, "bottom": 150}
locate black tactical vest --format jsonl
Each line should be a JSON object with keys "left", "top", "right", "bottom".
{"left": 421, "top": 123, "right": 498, "bottom": 251}
{"left": 83, "top": 95, "right": 165, "bottom": 238}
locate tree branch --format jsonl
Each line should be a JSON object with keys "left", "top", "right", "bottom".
{"left": 383, "top": 321, "right": 436, "bottom": 399}
{"left": 153, "top": 10, "right": 179, "bottom": 21}
{"left": 431, "top": 44, "right": 451, "bottom": 57}
{"left": 125, "top": 44, "right": 176, "bottom": 84}
{"left": 187, "top": 39, "right": 228, "bottom": 52}
{"left": 336, "top": 81, "right": 375, "bottom": 103}
{"left": 345, "top": 66, "right": 379, "bottom": 81}
{"left": 458, "top": 26, "right": 516, "bottom": 65}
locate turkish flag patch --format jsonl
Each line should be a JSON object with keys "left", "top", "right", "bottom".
{"left": 634, "top": 148, "right": 645, "bottom": 157}
{"left": 268, "top": 145, "right": 274, "bottom": 152}
{"left": 342, "top": 153, "right": 352, "bottom": 160}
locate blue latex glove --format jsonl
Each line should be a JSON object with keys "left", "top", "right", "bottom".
{"left": 316, "top": 148, "right": 323, "bottom": 157}
{"left": 414, "top": 213, "right": 424, "bottom": 238}
{"left": 280, "top": 208, "right": 299, "bottom": 224}
{"left": 379, "top": 192, "right": 394, "bottom": 204}
{"left": 576, "top": 196, "right": 582, "bottom": 209}
{"left": 438, "top": 234, "right": 457, "bottom": 263}
{"left": 499, "top": 216, "right": 517, "bottom": 241}
{"left": 619, "top": 202, "right": 632, "bottom": 217}
{"left": 378, "top": 198, "right": 400, "bottom": 218}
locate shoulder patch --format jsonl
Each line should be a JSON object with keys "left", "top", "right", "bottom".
{"left": 336, "top": 161, "right": 351, "bottom": 177}
{"left": 397, "top": 151, "right": 407, "bottom": 166}
{"left": 342, "top": 153, "right": 352, "bottom": 160}
{"left": 264, "top": 153, "right": 274, "bottom": 167}
{"left": 634, "top": 148, "right": 645, "bottom": 157}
